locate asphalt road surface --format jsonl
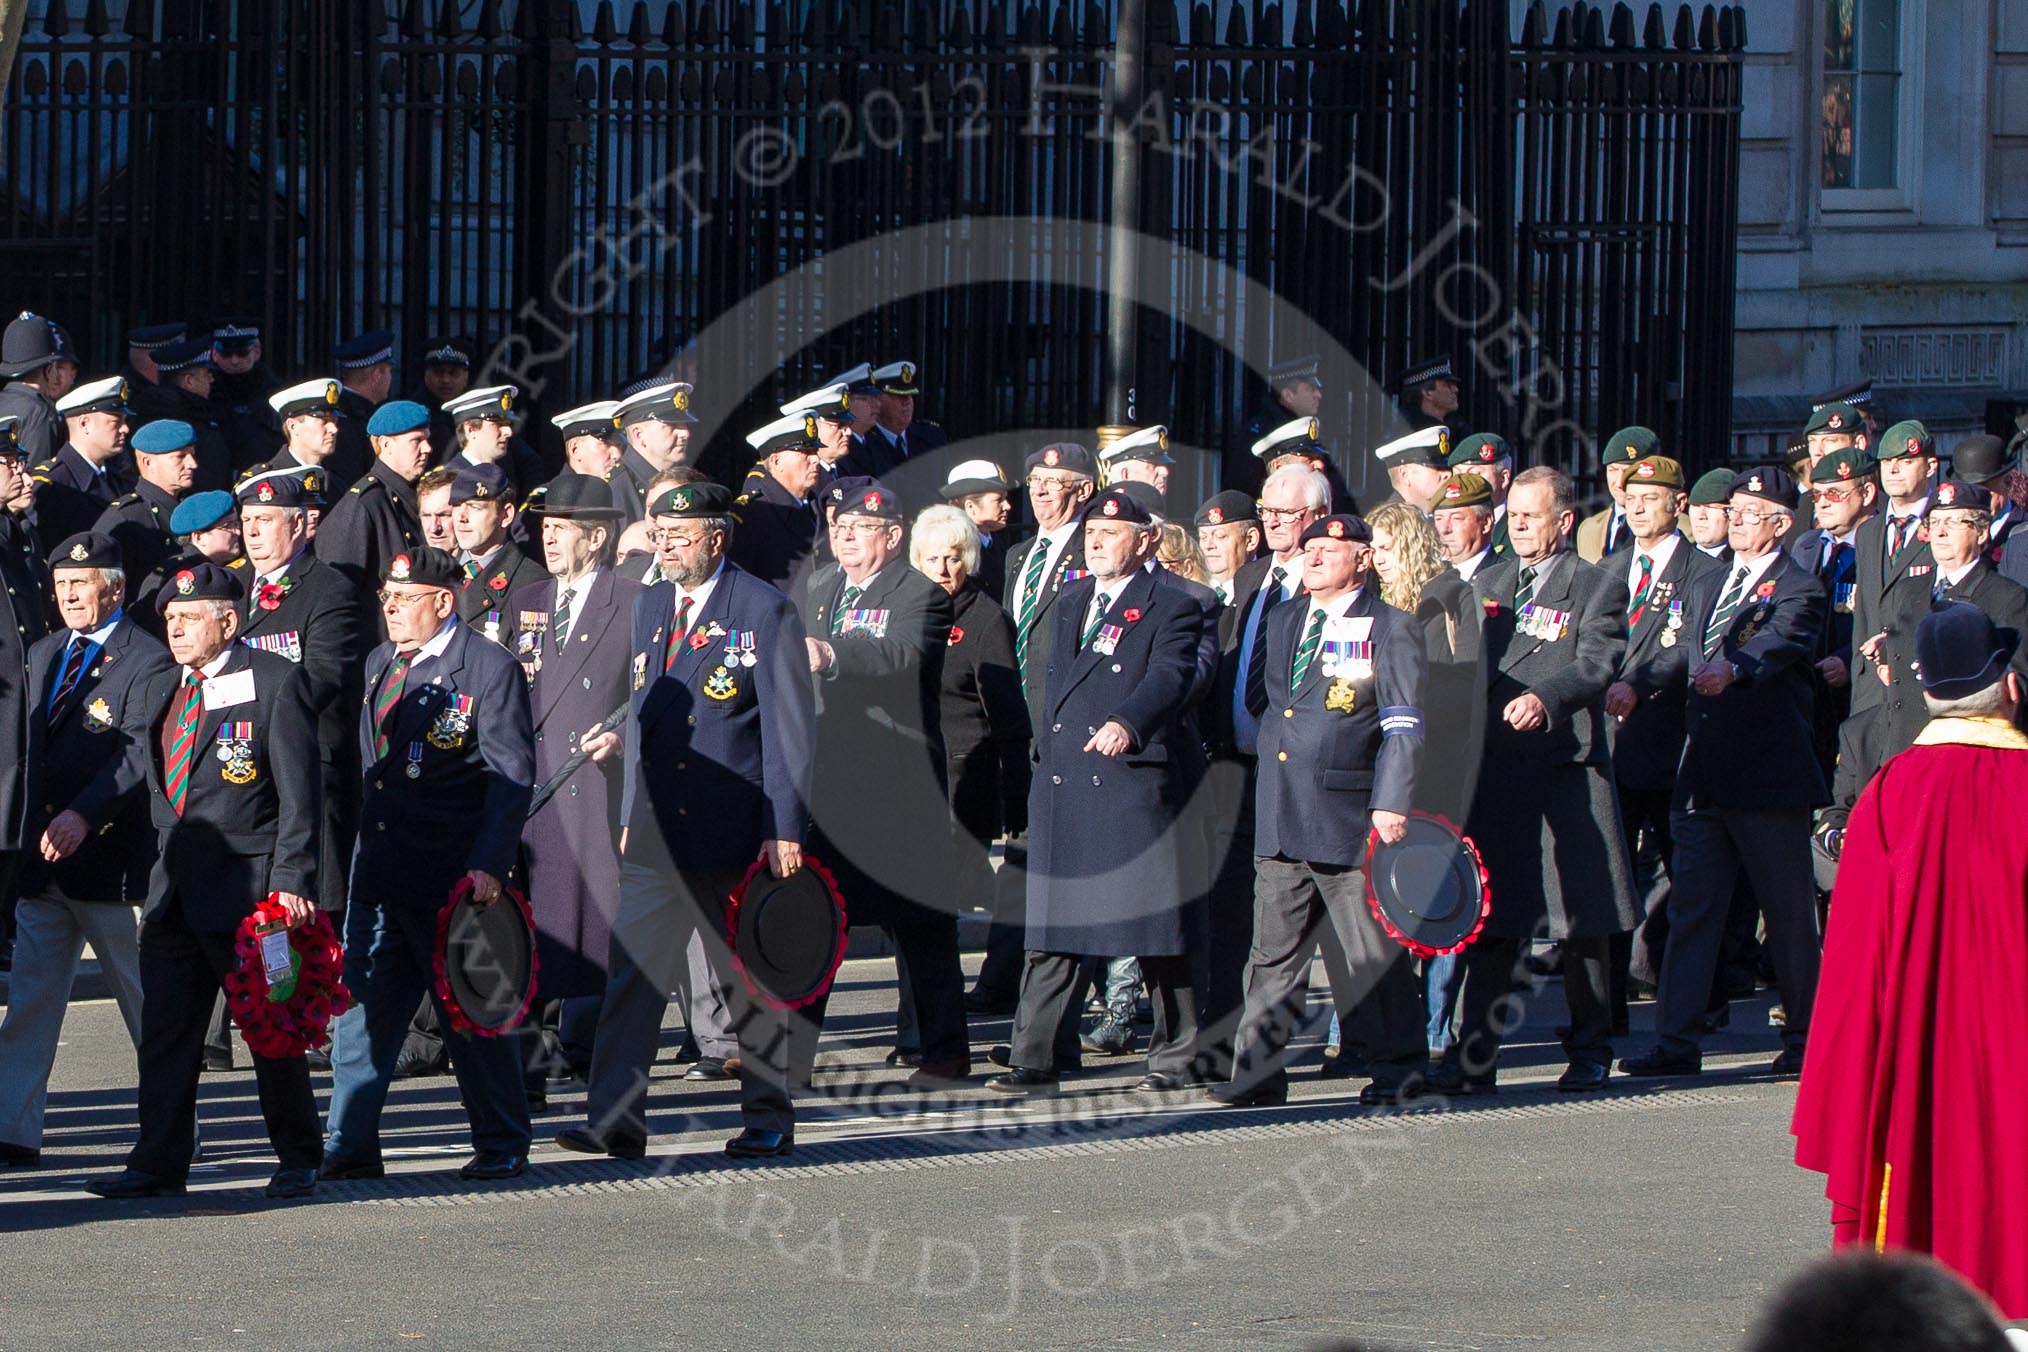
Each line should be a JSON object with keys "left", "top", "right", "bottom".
{"left": 0, "top": 955, "right": 1824, "bottom": 1351}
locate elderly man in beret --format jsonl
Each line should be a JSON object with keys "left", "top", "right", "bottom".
{"left": 82, "top": 562, "right": 325, "bottom": 1199}
{"left": 0, "top": 533, "right": 171, "bottom": 1171}
{"left": 987, "top": 486, "right": 1213, "bottom": 1095}
{"left": 1193, "top": 489, "right": 1261, "bottom": 606}
{"left": 1448, "top": 432, "right": 1516, "bottom": 554}
{"left": 316, "top": 399, "right": 429, "bottom": 593}
{"left": 321, "top": 547, "right": 535, "bottom": 1182}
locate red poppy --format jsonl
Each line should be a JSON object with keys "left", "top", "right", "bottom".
{"left": 1122, "top": 608, "right": 1141, "bottom": 623}
{"left": 1754, "top": 580, "right": 1777, "bottom": 600}
{"left": 947, "top": 625, "right": 965, "bottom": 645}
{"left": 1483, "top": 598, "right": 1501, "bottom": 615}
{"left": 255, "top": 582, "right": 286, "bottom": 612}
{"left": 688, "top": 631, "right": 711, "bottom": 649}
{"left": 488, "top": 574, "right": 508, "bottom": 591}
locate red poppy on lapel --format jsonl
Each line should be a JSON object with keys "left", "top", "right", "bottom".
{"left": 948, "top": 625, "right": 965, "bottom": 645}
{"left": 1122, "top": 608, "right": 1141, "bottom": 623}
{"left": 1754, "top": 580, "right": 1777, "bottom": 600}
{"left": 688, "top": 631, "right": 711, "bottom": 649}
{"left": 488, "top": 574, "right": 508, "bottom": 591}
{"left": 255, "top": 582, "right": 287, "bottom": 611}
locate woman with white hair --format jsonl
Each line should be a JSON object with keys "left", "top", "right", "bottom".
{"left": 910, "top": 503, "right": 1032, "bottom": 1018}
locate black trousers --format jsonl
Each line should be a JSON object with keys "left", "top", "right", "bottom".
{"left": 128, "top": 909, "right": 322, "bottom": 1181}
{"left": 1193, "top": 756, "right": 1258, "bottom": 1081}
{"left": 1009, "top": 950, "right": 1198, "bottom": 1077}
{"left": 1451, "top": 933, "right": 1615, "bottom": 1079}
{"left": 971, "top": 836, "right": 1029, "bottom": 1001}
{"left": 1610, "top": 784, "right": 1676, "bottom": 1019}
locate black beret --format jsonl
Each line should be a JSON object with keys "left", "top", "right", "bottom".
{"left": 235, "top": 468, "right": 325, "bottom": 510}
{"left": 383, "top": 546, "right": 463, "bottom": 591}
{"left": 156, "top": 560, "right": 245, "bottom": 614}
{"left": 1299, "top": 514, "right": 1372, "bottom": 545}
{"left": 832, "top": 481, "right": 905, "bottom": 522}
{"left": 450, "top": 462, "right": 513, "bottom": 506}
{"left": 1193, "top": 489, "right": 1258, "bottom": 528}
{"left": 49, "top": 531, "right": 120, "bottom": 571}
{"left": 1082, "top": 486, "right": 1154, "bottom": 526}
{"left": 1728, "top": 465, "right": 1798, "bottom": 508}
{"left": 1022, "top": 442, "right": 1097, "bottom": 478}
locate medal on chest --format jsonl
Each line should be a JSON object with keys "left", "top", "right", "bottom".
{"left": 1325, "top": 678, "right": 1357, "bottom": 713}
{"left": 703, "top": 665, "right": 739, "bottom": 701}
{"left": 425, "top": 693, "right": 476, "bottom": 750}
{"left": 217, "top": 722, "right": 258, "bottom": 784}
{"left": 1092, "top": 623, "right": 1123, "bottom": 657}
{"left": 406, "top": 740, "right": 424, "bottom": 779}
{"left": 723, "top": 630, "right": 758, "bottom": 667}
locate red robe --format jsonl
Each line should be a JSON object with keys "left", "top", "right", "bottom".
{"left": 1791, "top": 715, "right": 2028, "bottom": 1318}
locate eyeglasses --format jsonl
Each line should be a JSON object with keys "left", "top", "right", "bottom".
{"left": 834, "top": 519, "right": 896, "bottom": 537}
{"left": 1722, "top": 507, "right": 1777, "bottom": 523}
{"left": 1809, "top": 487, "right": 1859, "bottom": 503}
{"left": 1257, "top": 505, "right": 1314, "bottom": 522}
{"left": 1025, "top": 475, "right": 1085, "bottom": 492}
{"left": 646, "top": 528, "right": 709, "bottom": 547}
{"left": 377, "top": 589, "right": 439, "bottom": 608}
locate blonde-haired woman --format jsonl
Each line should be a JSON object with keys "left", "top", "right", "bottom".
{"left": 1155, "top": 522, "right": 1210, "bottom": 585}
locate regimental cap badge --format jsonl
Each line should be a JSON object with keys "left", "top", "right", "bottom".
{"left": 498, "top": 389, "right": 513, "bottom": 412}
{"left": 804, "top": 414, "right": 819, "bottom": 441}
{"left": 1747, "top": 475, "right": 1762, "bottom": 492}
{"left": 257, "top": 481, "right": 275, "bottom": 502}
{"left": 68, "top": 542, "right": 88, "bottom": 562}
{"left": 672, "top": 386, "right": 691, "bottom": 412}
{"left": 1156, "top": 426, "right": 1170, "bottom": 451}
{"left": 1102, "top": 498, "right": 1119, "bottom": 517}
{"left": 672, "top": 489, "right": 692, "bottom": 511}
{"left": 1443, "top": 482, "right": 1462, "bottom": 501}
{"left": 1635, "top": 461, "right": 1656, "bottom": 479}
{"left": 838, "top": 390, "right": 851, "bottom": 413}
{"left": 1939, "top": 483, "right": 1957, "bottom": 505}
{"left": 116, "top": 379, "right": 129, "bottom": 401}
{"left": 1826, "top": 412, "right": 1844, "bottom": 430}
{"left": 1907, "top": 435, "right": 1922, "bottom": 455}
{"left": 1837, "top": 461, "right": 1853, "bottom": 479}
{"left": 473, "top": 482, "right": 491, "bottom": 499}
{"left": 1043, "top": 447, "right": 1059, "bottom": 467}
{"left": 1327, "top": 520, "right": 1345, "bottom": 538}
{"left": 865, "top": 492, "right": 882, "bottom": 511}
{"left": 324, "top": 382, "right": 340, "bottom": 406}
{"left": 303, "top": 471, "right": 322, "bottom": 494}
{"left": 174, "top": 569, "right": 195, "bottom": 596}
{"left": 1205, "top": 506, "right": 1224, "bottom": 523}
{"left": 1305, "top": 419, "right": 1319, "bottom": 442}
{"left": 390, "top": 554, "right": 412, "bottom": 581}
{"left": 1478, "top": 443, "right": 1496, "bottom": 462}
{"left": 1436, "top": 426, "right": 1450, "bottom": 458}
{"left": 901, "top": 362, "right": 915, "bottom": 385}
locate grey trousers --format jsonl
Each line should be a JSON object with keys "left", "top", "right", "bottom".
{"left": 1659, "top": 805, "right": 1820, "bottom": 1056}
{"left": 1226, "top": 855, "right": 1427, "bottom": 1093}
{"left": 585, "top": 861, "right": 820, "bottom": 1139}
{"left": 0, "top": 893, "right": 145, "bottom": 1147}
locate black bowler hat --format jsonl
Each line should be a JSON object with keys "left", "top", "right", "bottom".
{"left": 1365, "top": 813, "right": 1491, "bottom": 957}
{"left": 1299, "top": 513, "right": 1372, "bottom": 545}
{"left": 49, "top": 532, "right": 120, "bottom": 572}
{"left": 383, "top": 546, "right": 463, "bottom": 591}
{"left": 1083, "top": 485, "right": 1154, "bottom": 526}
{"left": 728, "top": 862, "right": 848, "bottom": 1009}
{"left": 531, "top": 471, "right": 623, "bottom": 520}
{"left": 1916, "top": 600, "right": 2020, "bottom": 700}
{"left": 433, "top": 880, "right": 538, "bottom": 1037}
{"left": 155, "top": 560, "right": 246, "bottom": 614}
{"left": 1951, "top": 434, "right": 2017, "bottom": 485}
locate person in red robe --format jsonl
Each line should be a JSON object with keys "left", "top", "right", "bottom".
{"left": 1792, "top": 600, "right": 2028, "bottom": 1319}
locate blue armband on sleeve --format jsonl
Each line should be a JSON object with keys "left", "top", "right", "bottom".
{"left": 1379, "top": 706, "right": 1423, "bottom": 737}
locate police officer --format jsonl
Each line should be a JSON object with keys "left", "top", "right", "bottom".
{"left": 208, "top": 318, "right": 282, "bottom": 475}
{"left": 118, "top": 323, "right": 186, "bottom": 424}
{"left": 1620, "top": 467, "right": 1828, "bottom": 1080}
{"left": 0, "top": 533, "right": 169, "bottom": 1168}
{"left": 1395, "top": 354, "right": 1465, "bottom": 436}
{"left": 801, "top": 481, "right": 970, "bottom": 1085}
{"left": 608, "top": 381, "right": 698, "bottom": 528}
{"left": 1209, "top": 512, "right": 1429, "bottom": 1107}
{"left": 81, "top": 562, "right": 325, "bottom": 1199}
{"left": 731, "top": 411, "right": 828, "bottom": 594}
{"left": 145, "top": 338, "right": 233, "bottom": 493}
{"left": 316, "top": 399, "right": 428, "bottom": 593}
{"left": 1228, "top": 354, "right": 1325, "bottom": 499}
{"left": 408, "top": 336, "right": 477, "bottom": 457}
{"left": 36, "top": 377, "right": 132, "bottom": 546}
{"left": 1449, "top": 465, "right": 1639, "bottom": 1094}
{"left": 986, "top": 486, "right": 1211, "bottom": 1095}
{"left": 506, "top": 473, "right": 640, "bottom": 1087}
{"left": 329, "top": 330, "right": 395, "bottom": 491}
{"left": 95, "top": 419, "right": 197, "bottom": 593}
{"left": 237, "top": 467, "right": 366, "bottom": 917}
{"left": 1576, "top": 426, "right": 1654, "bottom": 562}
{"left": 448, "top": 462, "right": 543, "bottom": 642}
{"left": 559, "top": 481, "right": 818, "bottom": 1160}
{"left": 322, "top": 547, "right": 535, "bottom": 1181}
{"left": 0, "top": 311, "right": 77, "bottom": 461}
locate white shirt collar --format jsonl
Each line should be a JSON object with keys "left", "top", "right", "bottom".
{"left": 1892, "top": 495, "right": 1930, "bottom": 522}
{"left": 1725, "top": 548, "right": 1783, "bottom": 594}
{"left": 256, "top": 547, "right": 309, "bottom": 589}
{"left": 1629, "top": 532, "right": 1681, "bottom": 583}
{"left": 1305, "top": 588, "right": 1362, "bottom": 624}
{"left": 673, "top": 559, "right": 726, "bottom": 610}
{"left": 1454, "top": 548, "right": 1493, "bottom": 581}
{"left": 1942, "top": 559, "right": 1979, "bottom": 587}
{"left": 182, "top": 646, "right": 235, "bottom": 685}
{"left": 69, "top": 610, "right": 122, "bottom": 650}
{"left": 557, "top": 568, "right": 600, "bottom": 609}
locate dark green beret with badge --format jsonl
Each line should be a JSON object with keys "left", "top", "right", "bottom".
{"left": 1812, "top": 445, "right": 1875, "bottom": 485}
{"left": 649, "top": 481, "right": 735, "bottom": 519}
{"left": 1805, "top": 402, "right": 1863, "bottom": 437}
{"left": 1601, "top": 426, "right": 1659, "bottom": 466}
{"left": 1876, "top": 419, "right": 1934, "bottom": 460}
{"left": 1688, "top": 468, "right": 1737, "bottom": 506}
{"left": 1448, "top": 432, "right": 1513, "bottom": 469}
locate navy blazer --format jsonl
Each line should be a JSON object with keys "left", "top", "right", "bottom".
{"left": 1614, "top": 537, "right": 1725, "bottom": 794}
{"left": 1662, "top": 551, "right": 1830, "bottom": 811}
{"left": 622, "top": 562, "right": 815, "bottom": 872}
{"left": 1254, "top": 587, "right": 1425, "bottom": 867}
{"left": 1846, "top": 507, "right": 1934, "bottom": 717}
{"left": 353, "top": 618, "right": 534, "bottom": 904}
{"left": 23, "top": 617, "right": 174, "bottom": 902}
{"left": 135, "top": 645, "right": 322, "bottom": 930}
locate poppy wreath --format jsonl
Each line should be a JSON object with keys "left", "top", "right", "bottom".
{"left": 723, "top": 853, "right": 848, "bottom": 1011}
{"left": 1361, "top": 810, "right": 1493, "bottom": 959}
{"left": 221, "top": 895, "right": 351, "bottom": 1059}
{"left": 431, "top": 876, "right": 540, "bottom": 1038}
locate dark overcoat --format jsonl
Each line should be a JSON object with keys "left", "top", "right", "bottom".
{"left": 1613, "top": 537, "right": 1725, "bottom": 795}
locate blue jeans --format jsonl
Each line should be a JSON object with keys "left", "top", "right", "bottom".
{"left": 1424, "top": 953, "right": 1458, "bottom": 1053}
{"left": 325, "top": 899, "right": 533, "bottom": 1161}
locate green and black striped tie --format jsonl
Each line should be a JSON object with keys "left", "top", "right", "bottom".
{"left": 1290, "top": 607, "right": 1327, "bottom": 688}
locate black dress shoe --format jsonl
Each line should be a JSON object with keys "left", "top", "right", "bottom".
{"left": 458, "top": 1151, "right": 527, "bottom": 1181}
{"left": 525, "top": 1089, "right": 549, "bottom": 1112}
{"left": 884, "top": 1048, "right": 924, "bottom": 1068}
{"left": 963, "top": 989, "right": 1017, "bottom": 1016}
{"left": 983, "top": 1067, "right": 1060, "bottom": 1095}
{"left": 1767, "top": 1047, "right": 1806, "bottom": 1078}
{"left": 1204, "top": 1080, "right": 1288, "bottom": 1107}
{"left": 1132, "top": 1072, "right": 1190, "bottom": 1093}
{"left": 1617, "top": 1047, "right": 1703, "bottom": 1078}
{"left": 1316, "top": 1055, "right": 1370, "bottom": 1080}
{"left": 988, "top": 1044, "right": 1014, "bottom": 1068}
{"left": 905, "top": 1060, "right": 971, "bottom": 1088}
{"left": 84, "top": 1169, "right": 185, "bottom": 1199}
{"left": 201, "top": 1049, "right": 235, "bottom": 1074}
{"left": 685, "top": 1056, "right": 740, "bottom": 1081}
{"left": 1425, "top": 1062, "right": 1499, "bottom": 1096}
{"left": 724, "top": 1128, "right": 794, "bottom": 1159}
{"left": 264, "top": 1167, "right": 318, "bottom": 1200}
{"left": 0, "top": 1141, "right": 41, "bottom": 1167}
{"left": 1556, "top": 1061, "right": 1611, "bottom": 1093}
{"left": 1359, "top": 1079, "right": 1423, "bottom": 1106}
{"left": 554, "top": 1126, "right": 646, "bottom": 1160}
{"left": 318, "top": 1154, "right": 385, "bottom": 1181}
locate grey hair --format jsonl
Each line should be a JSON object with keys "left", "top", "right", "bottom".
{"left": 1264, "top": 463, "right": 1330, "bottom": 513}
{"left": 1923, "top": 680, "right": 2011, "bottom": 720}
{"left": 909, "top": 504, "right": 981, "bottom": 576}
{"left": 1513, "top": 465, "right": 1576, "bottom": 517}
{"left": 57, "top": 565, "right": 127, "bottom": 593}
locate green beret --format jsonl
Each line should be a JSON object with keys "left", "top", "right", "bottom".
{"left": 1688, "top": 468, "right": 1736, "bottom": 506}
{"left": 1448, "top": 433, "right": 1512, "bottom": 469}
{"left": 1804, "top": 402, "right": 1862, "bottom": 436}
{"left": 1601, "top": 426, "right": 1659, "bottom": 466}
{"left": 1876, "top": 420, "right": 1934, "bottom": 460}
{"left": 1811, "top": 445, "right": 1875, "bottom": 485}
{"left": 1624, "top": 455, "right": 1685, "bottom": 490}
